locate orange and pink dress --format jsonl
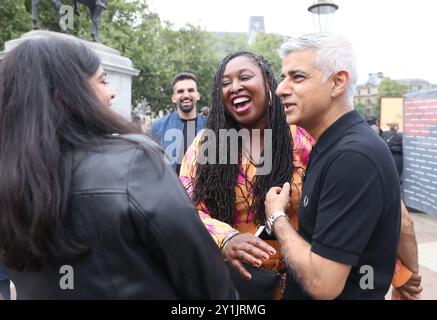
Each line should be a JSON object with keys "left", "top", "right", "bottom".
{"left": 180, "top": 125, "right": 313, "bottom": 248}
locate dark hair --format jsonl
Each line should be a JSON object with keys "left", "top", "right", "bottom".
{"left": 192, "top": 52, "right": 293, "bottom": 225}
{"left": 172, "top": 72, "right": 197, "bottom": 87}
{"left": 0, "top": 37, "right": 139, "bottom": 271}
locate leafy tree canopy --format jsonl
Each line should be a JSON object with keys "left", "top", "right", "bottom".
{"left": 1, "top": 0, "right": 285, "bottom": 115}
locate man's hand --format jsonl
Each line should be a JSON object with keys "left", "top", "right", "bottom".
{"left": 265, "top": 182, "right": 291, "bottom": 219}
{"left": 223, "top": 233, "right": 276, "bottom": 280}
{"left": 392, "top": 273, "right": 423, "bottom": 300}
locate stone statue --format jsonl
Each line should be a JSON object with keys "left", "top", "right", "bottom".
{"left": 31, "top": 0, "right": 108, "bottom": 43}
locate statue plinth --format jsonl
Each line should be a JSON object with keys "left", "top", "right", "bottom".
{"left": 0, "top": 30, "right": 139, "bottom": 120}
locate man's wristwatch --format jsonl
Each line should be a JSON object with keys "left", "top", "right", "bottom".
{"left": 266, "top": 211, "right": 289, "bottom": 235}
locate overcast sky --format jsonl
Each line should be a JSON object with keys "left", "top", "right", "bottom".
{"left": 148, "top": 0, "right": 437, "bottom": 85}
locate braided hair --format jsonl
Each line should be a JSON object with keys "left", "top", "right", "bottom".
{"left": 192, "top": 51, "right": 293, "bottom": 226}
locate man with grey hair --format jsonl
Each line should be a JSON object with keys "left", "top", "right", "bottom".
{"left": 264, "top": 33, "right": 401, "bottom": 299}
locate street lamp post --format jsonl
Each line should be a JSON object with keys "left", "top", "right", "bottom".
{"left": 308, "top": 0, "right": 339, "bottom": 32}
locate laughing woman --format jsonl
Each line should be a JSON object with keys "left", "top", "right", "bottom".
{"left": 180, "top": 51, "right": 314, "bottom": 299}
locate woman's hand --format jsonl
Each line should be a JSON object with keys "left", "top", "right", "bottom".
{"left": 392, "top": 273, "right": 423, "bottom": 300}
{"left": 223, "top": 233, "right": 276, "bottom": 280}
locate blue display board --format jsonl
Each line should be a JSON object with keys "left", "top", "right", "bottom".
{"left": 403, "top": 90, "right": 437, "bottom": 215}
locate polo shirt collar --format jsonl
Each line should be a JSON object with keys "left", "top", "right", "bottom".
{"left": 312, "top": 110, "right": 364, "bottom": 154}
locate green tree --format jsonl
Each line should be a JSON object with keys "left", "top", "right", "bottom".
{"left": 127, "top": 20, "right": 219, "bottom": 114}
{"left": 250, "top": 32, "right": 284, "bottom": 77}
{"left": 355, "top": 101, "right": 368, "bottom": 118}
{"left": 379, "top": 78, "right": 409, "bottom": 97}
{"left": 210, "top": 31, "right": 284, "bottom": 80}
{"left": 0, "top": 1, "right": 31, "bottom": 50}
{"left": 376, "top": 78, "right": 409, "bottom": 115}
{"left": 1, "top": 1, "right": 288, "bottom": 115}
{"left": 24, "top": 0, "right": 66, "bottom": 33}
{"left": 211, "top": 32, "right": 249, "bottom": 59}
{"left": 150, "top": 24, "right": 219, "bottom": 113}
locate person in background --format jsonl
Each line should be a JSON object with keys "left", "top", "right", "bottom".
{"left": 0, "top": 37, "right": 236, "bottom": 299}
{"left": 382, "top": 122, "right": 403, "bottom": 179}
{"left": 131, "top": 113, "right": 144, "bottom": 132}
{"left": 365, "top": 115, "right": 383, "bottom": 136}
{"left": 151, "top": 73, "right": 206, "bottom": 174}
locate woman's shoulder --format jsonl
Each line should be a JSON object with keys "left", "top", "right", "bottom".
{"left": 108, "top": 134, "right": 162, "bottom": 150}
{"left": 72, "top": 135, "right": 166, "bottom": 192}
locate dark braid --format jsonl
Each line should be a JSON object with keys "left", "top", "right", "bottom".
{"left": 192, "top": 51, "right": 294, "bottom": 226}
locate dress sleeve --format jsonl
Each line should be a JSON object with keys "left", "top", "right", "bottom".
{"left": 291, "top": 125, "right": 314, "bottom": 169}
{"left": 179, "top": 134, "right": 238, "bottom": 247}
{"left": 288, "top": 126, "right": 314, "bottom": 229}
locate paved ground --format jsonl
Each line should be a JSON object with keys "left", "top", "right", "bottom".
{"left": 7, "top": 213, "right": 437, "bottom": 300}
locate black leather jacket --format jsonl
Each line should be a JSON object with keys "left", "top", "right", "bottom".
{"left": 2, "top": 135, "right": 236, "bottom": 299}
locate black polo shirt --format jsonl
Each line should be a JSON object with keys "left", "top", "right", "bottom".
{"left": 283, "top": 110, "right": 401, "bottom": 300}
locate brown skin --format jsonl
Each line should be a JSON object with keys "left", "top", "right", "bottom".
{"left": 223, "top": 233, "right": 276, "bottom": 280}
{"left": 392, "top": 202, "right": 422, "bottom": 299}
{"left": 88, "top": 66, "right": 116, "bottom": 107}
{"left": 392, "top": 273, "right": 423, "bottom": 300}
{"left": 276, "top": 50, "right": 352, "bottom": 141}
{"left": 172, "top": 79, "right": 200, "bottom": 120}
{"left": 220, "top": 56, "right": 275, "bottom": 280}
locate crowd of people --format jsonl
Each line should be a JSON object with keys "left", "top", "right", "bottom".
{"left": 0, "top": 32, "right": 422, "bottom": 300}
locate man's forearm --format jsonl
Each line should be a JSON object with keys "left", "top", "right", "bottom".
{"left": 264, "top": 184, "right": 351, "bottom": 299}
{"left": 273, "top": 217, "right": 324, "bottom": 297}
{"left": 273, "top": 217, "right": 350, "bottom": 299}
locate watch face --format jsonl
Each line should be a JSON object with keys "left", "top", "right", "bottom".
{"left": 266, "top": 211, "right": 288, "bottom": 235}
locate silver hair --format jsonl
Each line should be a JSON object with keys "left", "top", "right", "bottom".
{"left": 279, "top": 33, "right": 358, "bottom": 103}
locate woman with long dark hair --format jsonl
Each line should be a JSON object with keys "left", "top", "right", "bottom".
{"left": 180, "top": 51, "right": 313, "bottom": 299}
{"left": 0, "top": 37, "right": 236, "bottom": 299}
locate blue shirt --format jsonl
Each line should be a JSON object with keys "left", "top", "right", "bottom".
{"left": 151, "top": 112, "right": 206, "bottom": 172}
{"left": 0, "top": 269, "right": 9, "bottom": 281}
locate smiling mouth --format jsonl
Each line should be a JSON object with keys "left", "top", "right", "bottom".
{"left": 232, "top": 97, "right": 252, "bottom": 114}
{"left": 180, "top": 100, "right": 193, "bottom": 108}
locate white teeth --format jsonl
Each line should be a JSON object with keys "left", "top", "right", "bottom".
{"left": 233, "top": 97, "right": 250, "bottom": 105}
